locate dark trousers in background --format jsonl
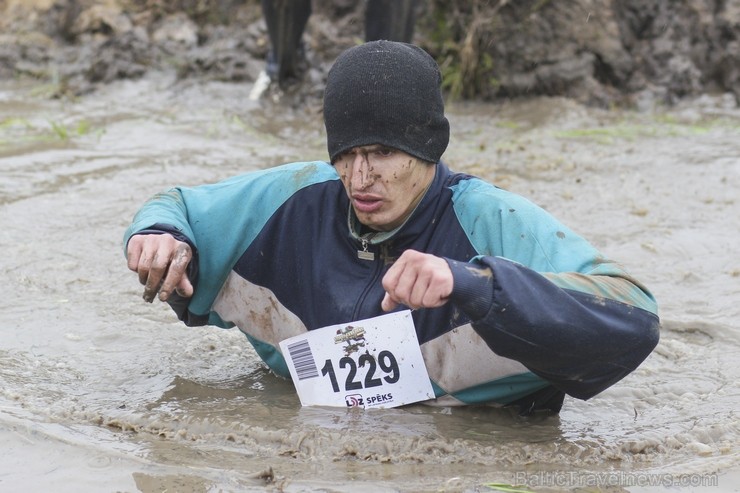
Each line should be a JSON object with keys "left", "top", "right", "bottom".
{"left": 261, "top": 0, "right": 419, "bottom": 85}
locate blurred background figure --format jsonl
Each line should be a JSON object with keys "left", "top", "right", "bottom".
{"left": 364, "top": 0, "right": 418, "bottom": 46}
{"left": 260, "top": 0, "right": 312, "bottom": 87}
{"left": 252, "top": 0, "right": 419, "bottom": 96}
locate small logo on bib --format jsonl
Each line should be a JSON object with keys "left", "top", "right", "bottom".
{"left": 345, "top": 394, "right": 364, "bottom": 408}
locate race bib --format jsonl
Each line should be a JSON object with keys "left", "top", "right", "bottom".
{"left": 279, "top": 310, "right": 434, "bottom": 409}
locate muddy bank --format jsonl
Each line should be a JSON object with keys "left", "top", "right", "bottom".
{"left": 423, "top": 0, "right": 740, "bottom": 107}
{"left": 0, "top": 0, "right": 738, "bottom": 107}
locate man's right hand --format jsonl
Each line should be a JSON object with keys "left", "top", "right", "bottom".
{"left": 126, "top": 234, "right": 194, "bottom": 303}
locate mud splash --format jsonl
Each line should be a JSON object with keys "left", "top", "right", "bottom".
{"left": 0, "top": 75, "right": 738, "bottom": 492}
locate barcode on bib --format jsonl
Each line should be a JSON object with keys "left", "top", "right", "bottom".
{"left": 286, "top": 339, "right": 319, "bottom": 380}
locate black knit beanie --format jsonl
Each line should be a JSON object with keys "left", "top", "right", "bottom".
{"left": 323, "top": 40, "right": 450, "bottom": 164}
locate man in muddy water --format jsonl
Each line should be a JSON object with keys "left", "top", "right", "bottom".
{"left": 124, "top": 40, "right": 660, "bottom": 414}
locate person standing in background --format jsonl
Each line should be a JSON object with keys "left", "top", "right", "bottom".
{"left": 259, "top": 0, "right": 419, "bottom": 87}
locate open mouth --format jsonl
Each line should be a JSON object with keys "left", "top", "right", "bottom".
{"left": 352, "top": 195, "right": 383, "bottom": 213}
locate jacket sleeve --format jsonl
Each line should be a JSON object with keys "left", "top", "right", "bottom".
{"left": 446, "top": 257, "right": 660, "bottom": 400}
{"left": 122, "top": 161, "right": 340, "bottom": 325}
{"left": 446, "top": 179, "right": 660, "bottom": 400}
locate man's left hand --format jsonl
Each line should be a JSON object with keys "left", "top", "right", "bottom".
{"left": 381, "top": 250, "right": 453, "bottom": 311}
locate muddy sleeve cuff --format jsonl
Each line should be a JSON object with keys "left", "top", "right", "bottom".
{"left": 128, "top": 222, "right": 195, "bottom": 250}
{"left": 445, "top": 258, "right": 495, "bottom": 321}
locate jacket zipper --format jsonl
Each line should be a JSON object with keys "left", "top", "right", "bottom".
{"left": 352, "top": 235, "right": 384, "bottom": 320}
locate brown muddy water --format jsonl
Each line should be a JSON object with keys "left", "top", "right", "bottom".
{"left": 0, "top": 74, "right": 738, "bottom": 493}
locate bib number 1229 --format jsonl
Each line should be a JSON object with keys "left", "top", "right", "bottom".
{"left": 320, "top": 351, "right": 399, "bottom": 393}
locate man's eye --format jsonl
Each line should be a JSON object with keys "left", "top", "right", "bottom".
{"left": 375, "top": 148, "right": 394, "bottom": 158}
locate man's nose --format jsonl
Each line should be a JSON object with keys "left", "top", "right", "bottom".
{"left": 351, "top": 152, "right": 373, "bottom": 188}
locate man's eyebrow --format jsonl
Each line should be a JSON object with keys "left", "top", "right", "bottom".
{"left": 343, "top": 144, "right": 386, "bottom": 153}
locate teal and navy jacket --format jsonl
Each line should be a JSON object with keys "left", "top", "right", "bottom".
{"left": 124, "top": 161, "right": 660, "bottom": 413}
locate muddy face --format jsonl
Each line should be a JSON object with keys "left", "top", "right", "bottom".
{"left": 334, "top": 145, "right": 435, "bottom": 231}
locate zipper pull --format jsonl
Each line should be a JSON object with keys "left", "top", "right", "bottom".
{"left": 357, "top": 237, "right": 375, "bottom": 261}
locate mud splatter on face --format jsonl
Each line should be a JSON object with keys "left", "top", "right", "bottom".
{"left": 336, "top": 146, "right": 435, "bottom": 231}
